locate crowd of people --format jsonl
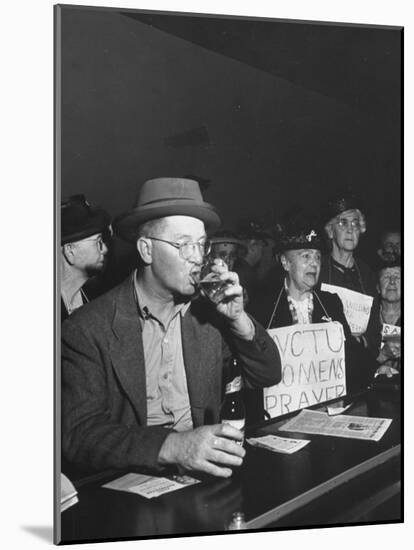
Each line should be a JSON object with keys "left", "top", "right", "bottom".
{"left": 60, "top": 178, "right": 401, "bottom": 481}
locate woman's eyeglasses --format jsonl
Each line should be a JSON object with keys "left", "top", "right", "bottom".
{"left": 335, "top": 218, "right": 362, "bottom": 231}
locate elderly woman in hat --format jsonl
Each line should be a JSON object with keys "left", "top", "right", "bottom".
{"left": 61, "top": 194, "right": 110, "bottom": 321}
{"left": 320, "top": 192, "right": 376, "bottom": 295}
{"left": 319, "top": 191, "right": 380, "bottom": 353}
{"left": 266, "top": 216, "right": 352, "bottom": 331}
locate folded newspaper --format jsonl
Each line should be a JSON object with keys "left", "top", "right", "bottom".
{"left": 279, "top": 409, "right": 392, "bottom": 442}
{"left": 103, "top": 472, "right": 200, "bottom": 499}
{"left": 247, "top": 434, "right": 310, "bottom": 454}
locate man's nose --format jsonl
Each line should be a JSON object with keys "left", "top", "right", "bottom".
{"left": 190, "top": 246, "right": 204, "bottom": 264}
{"left": 102, "top": 242, "right": 109, "bottom": 254}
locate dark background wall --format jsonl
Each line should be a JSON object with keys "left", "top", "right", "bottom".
{"left": 60, "top": 6, "right": 402, "bottom": 257}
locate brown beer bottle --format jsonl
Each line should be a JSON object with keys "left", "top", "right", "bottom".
{"left": 220, "top": 357, "right": 246, "bottom": 440}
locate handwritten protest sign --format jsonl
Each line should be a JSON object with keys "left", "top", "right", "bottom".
{"left": 264, "top": 322, "right": 346, "bottom": 419}
{"left": 381, "top": 323, "right": 401, "bottom": 353}
{"left": 382, "top": 323, "right": 400, "bottom": 339}
{"left": 321, "top": 283, "right": 373, "bottom": 335}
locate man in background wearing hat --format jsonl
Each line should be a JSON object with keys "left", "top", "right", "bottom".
{"left": 209, "top": 230, "right": 246, "bottom": 271}
{"left": 209, "top": 230, "right": 249, "bottom": 304}
{"left": 234, "top": 221, "right": 272, "bottom": 292}
{"left": 60, "top": 195, "right": 110, "bottom": 322}
{"left": 377, "top": 229, "right": 401, "bottom": 264}
{"left": 234, "top": 220, "right": 283, "bottom": 307}
{"left": 61, "top": 178, "right": 281, "bottom": 479}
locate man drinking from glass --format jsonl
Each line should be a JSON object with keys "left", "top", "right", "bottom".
{"left": 61, "top": 178, "right": 281, "bottom": 479}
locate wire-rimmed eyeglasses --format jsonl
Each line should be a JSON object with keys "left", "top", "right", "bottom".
{"left": 335, "top": 217, "right": 362, "bottom": 231}
{"left": 81, "top": 236, "right": 107, "bottom": 252}
{"left": 147, "top": 236, "right": 211, "bottom": 260}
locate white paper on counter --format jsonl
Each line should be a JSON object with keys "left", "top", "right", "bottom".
{"left": 326, "top": 400, "right": 353, "bottom": 416}
{"left": 103, "top": 472, "right": 200, "bottom": 499}
{"left": 279, "top": 409, "right": 392, "bottom": 442}
{"left": 61, "top": 473, "right": 79, "bottom": 512}
{"left": 246, "top": 434, "right": 310, "bottom": 454}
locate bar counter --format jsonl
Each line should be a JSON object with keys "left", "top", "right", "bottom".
{"left": 59, "top": 388, "right": 401, "bottom": 544}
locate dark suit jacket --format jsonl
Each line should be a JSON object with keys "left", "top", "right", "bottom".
{"left": 61, "top": 286, "right": 92, "bottom": 323}
{"left": 61, "top": 275, "right": 281, "bottom": 474}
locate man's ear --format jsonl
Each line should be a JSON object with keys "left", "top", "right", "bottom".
{"left": 137, "top": 237, "right": 153, "bottom": 265}
{"left": 62, "top": 243, "right": 76, "bottom": 265}
{"left": 246, "top": 239, "right": 255, "bottom": 252}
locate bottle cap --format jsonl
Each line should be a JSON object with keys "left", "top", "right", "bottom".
{"left": 226, "top": 511, "right": 246, "bottom": 530}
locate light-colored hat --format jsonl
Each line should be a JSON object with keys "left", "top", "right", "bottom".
{"left": 113, "top": 178, "right": 221, "bottom": 242}
{"left": 211, "top": 230, "right": 245, "bottom": 249}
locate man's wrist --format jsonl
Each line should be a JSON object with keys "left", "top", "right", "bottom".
{"left": 158, "top": 431, "right": 179, "bottom": 465}
{"left": 228, "top": 312, "right": 255, "bottom": 341}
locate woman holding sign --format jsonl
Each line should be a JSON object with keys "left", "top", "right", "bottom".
{"left": 318, "top": 191, "right": 380, "bottom": 355}
{"left": 246, "top": 215, "right": 376, "bottom": 422}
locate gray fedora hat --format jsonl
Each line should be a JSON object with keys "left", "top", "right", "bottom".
{"left": 113, "top": 178, "right": 221, "bottom": 242}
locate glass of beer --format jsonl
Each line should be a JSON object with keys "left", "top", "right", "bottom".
{"left": 194, "top": 256, "right": 231, "bottom": 304}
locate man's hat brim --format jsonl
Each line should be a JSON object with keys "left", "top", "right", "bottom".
{"left": 61, "top": 208, "right": 109, "bottom": 245}
{"left": 211, "top": 236, "right": 245, "bottom": 247}
{"left": 113, "top": 201, "right": 221, "bottom": 243}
